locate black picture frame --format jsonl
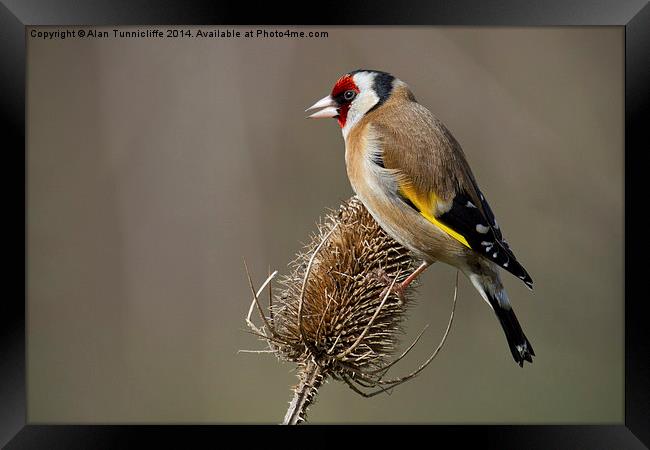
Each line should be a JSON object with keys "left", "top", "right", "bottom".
{"left": 2, "top": 1, "right": 648, "bottom": 447}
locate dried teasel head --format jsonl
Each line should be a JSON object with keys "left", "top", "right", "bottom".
{"left": 243, "top": 196, "right": 457, "bottom": 424}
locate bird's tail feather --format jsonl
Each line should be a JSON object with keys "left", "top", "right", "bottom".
{"left": 468, "top": 272, "right": 534, "bottom": 367}
{"left": 494, "top": 304, "right": 535, "bottom": 367}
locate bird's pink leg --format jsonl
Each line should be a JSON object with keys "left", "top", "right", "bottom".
{"left": 380, "top": 261, "right": 430, "bottom": 303}
{"left": 400, "top": 261, "right": 430, "bottom": 290}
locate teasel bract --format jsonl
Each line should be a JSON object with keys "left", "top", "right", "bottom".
{"left": 244, "top": 196, "right": 456, "bottom": 424}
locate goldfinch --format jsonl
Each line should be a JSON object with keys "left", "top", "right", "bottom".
{"left": 306, "top": 69, "right": 535, "bottom": 367}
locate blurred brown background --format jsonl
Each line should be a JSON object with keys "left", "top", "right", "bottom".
{"left": 27, "top": 26, "right": 623, "bottom": 423}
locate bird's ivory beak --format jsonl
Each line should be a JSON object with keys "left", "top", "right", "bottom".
{"left": 305, "top": 95, "right": 338, "bottom": 119}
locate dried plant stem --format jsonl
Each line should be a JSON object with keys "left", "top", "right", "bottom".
{"left": 242, "top": 197, "right": 460, "bottom": 424}
{"left": 283, "top": 359, "right": 327, "bottom": 425}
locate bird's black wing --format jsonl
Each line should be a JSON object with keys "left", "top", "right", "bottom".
{"left": 436, "top": 189, "right": 533, "bottom": 289}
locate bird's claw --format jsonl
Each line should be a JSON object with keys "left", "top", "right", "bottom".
{"left": 373, "top": 268, "right": 406, "bottom": 306}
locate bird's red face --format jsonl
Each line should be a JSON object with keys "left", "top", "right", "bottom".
{"left": 329, "top": 75, "right": 361, "bottom": 128}
{"left": 305, "top": 74, "right": 360, "bottom": 128}
{"left": 306, "top": 70, "right": 396, "bottom": 136}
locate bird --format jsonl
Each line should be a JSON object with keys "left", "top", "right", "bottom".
{"left": 305, "top": 69, "right": 535, "bottom": 367}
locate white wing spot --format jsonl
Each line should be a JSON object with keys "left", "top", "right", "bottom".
{"left": 466, "top": 201, "right": 477, "bottom": 208}
{"left": 486, "top": 246, "right": 493, "bottom": 252}
{"left": 437, "top": 200, "right": 452, "bottom": 214}
{"left": 492, "top": 252, "right": 498, "bottom": 258}
{"left": 503, "top": 261, "right": 509, "bottom": 268}
{"left": 481, "top": 241, "right": 492, "bottom": 246}
{"left": 476, "top": 224, "right": 489, "bottom": 234}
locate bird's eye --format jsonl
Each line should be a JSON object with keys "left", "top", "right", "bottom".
{"left": 343, "top": 90, "right": 356, "bottom": 101}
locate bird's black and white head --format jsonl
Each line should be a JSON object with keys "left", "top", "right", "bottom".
{"left": 306, "top": 70, "right": 403, "bottom": 138}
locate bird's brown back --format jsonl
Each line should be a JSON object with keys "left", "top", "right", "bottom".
{"left": 360, "top": 83, "right": 484, "bottom": 210}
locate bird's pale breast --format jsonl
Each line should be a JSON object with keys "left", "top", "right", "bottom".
{"left": 344, "top": 123, "right": 470, "bottom": 266}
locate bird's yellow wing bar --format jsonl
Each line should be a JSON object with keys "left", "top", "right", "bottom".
{"left": 398, "top": 184, "right": 471, "bottom": 249}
